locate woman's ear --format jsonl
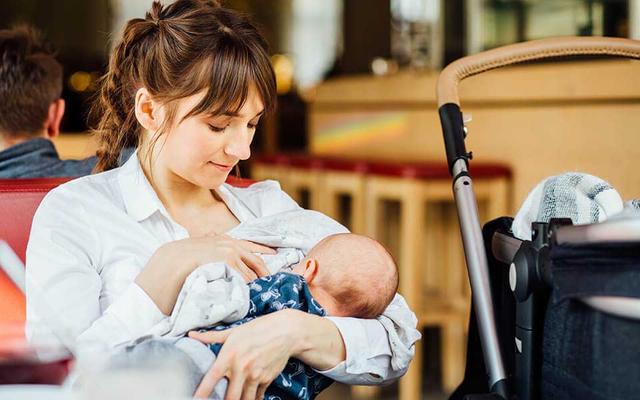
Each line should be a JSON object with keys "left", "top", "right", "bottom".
{"left": 302, "top": 258, "right": 319, "bottom": 284}
{"left": 134, "top": 87, "right": 162, "bottom": 132}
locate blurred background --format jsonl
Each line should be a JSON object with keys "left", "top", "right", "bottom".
{"left": 1, "top": 0, "right": 635, "bottom": 150}
{"left": 2, "top": 1, "right": 639, "bottom": 399}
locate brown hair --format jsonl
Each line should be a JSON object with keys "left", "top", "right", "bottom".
{"left": 0, "top": 25, "right": 63, "bottom": 137}
{"left": 90, "top": 0, "right": 276, "bottom": 172}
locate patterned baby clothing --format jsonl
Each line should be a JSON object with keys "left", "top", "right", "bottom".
{"left": 203, "top": 272, "right": 334, "bottom": 400}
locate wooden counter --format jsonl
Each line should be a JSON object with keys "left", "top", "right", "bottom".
{"left": 52, "top": 133, "right": 98, "bottom": 160}
{"left": 309, "top": 60, "right": 640, "bottom": 211}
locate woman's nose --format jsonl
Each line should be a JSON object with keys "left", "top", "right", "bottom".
{"left": 225, "top": 131, "right": 252, "bottom": 160}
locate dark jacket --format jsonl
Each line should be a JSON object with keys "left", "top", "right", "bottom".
{"left": 0, "top": 138, "right": 95, "bottom": 178}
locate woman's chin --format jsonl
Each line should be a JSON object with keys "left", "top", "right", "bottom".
{"left": 200, "top": 173, "right": 230, "bottom": 189}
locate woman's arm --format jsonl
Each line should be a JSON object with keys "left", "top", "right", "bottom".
{"left": 26, "top": 188, "right": 166, "bottom": 350}
{"left": 290, "top": 310, "right": 346, "bottom": 369}
{"left": 135, "top": 235, "right": 273, "bottom": 315}
{"left": 190, "top": 297, "right": 421, "bottom": 399}
{"left": 188, "top": 308, "right": 345, "bottom": 399}
{"left": 320, "top": 293, "right": 421, "bottom": 385}
{"left": 26, "top": 188, "right": 274, "bottom": 350}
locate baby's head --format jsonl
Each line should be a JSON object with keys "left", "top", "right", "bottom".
{"left": 291, "top": 233, "right": 398, "bottom": 319}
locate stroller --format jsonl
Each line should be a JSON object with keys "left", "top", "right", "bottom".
{"left": 436, "top": 37, "right": 640, "bottom": 400}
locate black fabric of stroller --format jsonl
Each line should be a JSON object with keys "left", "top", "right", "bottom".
{"left": 549, "top": 241, "right": 640, "bottom": 301}
{"left": 450, "top": 220, "right": 640, "bottom": 400}
{"left": 542, "top": 241, "right": 640, "bottom": 400}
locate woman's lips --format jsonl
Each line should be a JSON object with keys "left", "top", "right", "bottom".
{"left": 209, "top": 161, "right": 233, "bottom": 172}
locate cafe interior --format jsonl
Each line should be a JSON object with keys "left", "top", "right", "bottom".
{"left": 1, "top": 1, "right": 639, "bottom": 399}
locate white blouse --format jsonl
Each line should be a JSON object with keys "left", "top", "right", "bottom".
{"left": 25, "top": 152, "right": 420, "bottom": 385}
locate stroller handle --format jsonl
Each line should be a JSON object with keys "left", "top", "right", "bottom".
{"left": 437, "top": 36, "right": 640, "bottom": 107}
{"left": 436, "top": 36, "right": 640, "bottom": 399}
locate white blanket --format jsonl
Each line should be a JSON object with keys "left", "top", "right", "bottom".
{"left": 149, "top": 210, "right": 349, "bottom": 337}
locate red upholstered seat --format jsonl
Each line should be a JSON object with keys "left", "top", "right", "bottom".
{"left": 253, "top": 152, "right": 511, "bottom": 179}
{"left": 365, "top": 160, "right": 511, "bottom": 179}
{"left": 0, "top": 175, "right": 255, "bottom": 322}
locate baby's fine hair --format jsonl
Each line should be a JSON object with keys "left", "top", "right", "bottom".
{"left": 90, "top": 0, "right": 276, "bottom": 172}
{"left": 310, "top": 233, "right": 399, "bottom": 319}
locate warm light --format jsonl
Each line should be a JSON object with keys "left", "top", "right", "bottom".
{"left": 68, "top": 71, "right": 92, "bottom": 92}
{"left": 271, "top": 54, "right": 294, "bottom": 94}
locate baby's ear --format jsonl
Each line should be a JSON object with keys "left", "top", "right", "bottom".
{"left": 302, "top": 258, "right": 319, "bottom": 283}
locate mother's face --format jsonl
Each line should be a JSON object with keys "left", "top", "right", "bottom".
{"left": 158, "top": 85, "right": 264, "bottom": 189}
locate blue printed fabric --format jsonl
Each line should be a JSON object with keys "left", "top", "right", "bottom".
{"left": 203, "top": 272, "right": 334, "bottom": 400}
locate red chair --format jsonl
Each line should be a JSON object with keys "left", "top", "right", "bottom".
{"left": 0, "top": 175, "right": 255, "bottom": 323}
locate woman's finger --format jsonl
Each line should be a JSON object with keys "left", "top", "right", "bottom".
{"left": 240, "top": 250, "right": 269, "bottom": 277}
{"left": 226, "top": 257, "right": 257, "bottom": 282}
{"left": 240, "top": 380, "right": 259, "bottom": 400}
{"left": 224, "top": 366, "right": 246, "bottom": 400}
{"left": 255, "top": 384, "right": 268, "bottom": 400}
{"left": 234, "top": 258, "right": 258, "bottom": 282}
{"left": 237, "top": 240, "right": 276, "bottom": 255}
{"left": 194, "top": 360, "right": 227, "bottom": 399}
{"left": 188, "top": 329, "right": 232, "bottom": 344}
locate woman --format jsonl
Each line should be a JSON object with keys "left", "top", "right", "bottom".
{"left": 25, "top": 1, "right": 420, "bottom": 398}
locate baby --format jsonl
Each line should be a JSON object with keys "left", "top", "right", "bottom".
{"left": 201, "top": 232, "right": 398, "bottom": 400}
{"left": 287, "top": 232, "right": 398, "bottom": 318}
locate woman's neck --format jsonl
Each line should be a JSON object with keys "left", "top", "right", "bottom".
{"left": 138, "top": 146, "right": 221, "bottom": 213}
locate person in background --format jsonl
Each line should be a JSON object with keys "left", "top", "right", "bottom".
{"left": 0, "top": 25, "right": 131, "bottom": 178}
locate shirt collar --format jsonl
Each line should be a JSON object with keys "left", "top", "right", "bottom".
{"left": 0, "top": 138, "right": 58, "bottom": 163}
{"left": 117, "top": 151, "right": 256, "bottom": 224}
{"left": 117, "top": 151, "right": 167, "bottom": 222}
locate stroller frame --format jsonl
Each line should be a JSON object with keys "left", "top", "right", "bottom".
{"left": 436, "top": 37, "right": 640, "bottom": 399}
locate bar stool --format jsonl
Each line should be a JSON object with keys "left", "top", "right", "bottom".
{"left": 364, "top": 161, "right": 511, "bottom": 400}
{"left": 250, "top": 153, "right": 291, "bottom": 188}
{"left": 251, "top": 153, "right": 325, "bottom": 210}
{"left": 315, "top": 157, "right": 369, "bottom": 234}
{"left": 281, "top": 154, "right": 325, "bottom": 211}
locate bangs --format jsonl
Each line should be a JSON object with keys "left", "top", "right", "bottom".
{"left": 183, "top": 35, "right": 276, "bottom": 120}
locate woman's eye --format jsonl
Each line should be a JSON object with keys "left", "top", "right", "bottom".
{"left": 208, "top": 124, "right": 226, "bottom": 133}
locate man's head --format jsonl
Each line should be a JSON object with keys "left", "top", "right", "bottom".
{"left": 292, "top": 233, "right": 399, "bottom": 319}
{"left": 0, "top": 25, "right": 64, "bottom": 147}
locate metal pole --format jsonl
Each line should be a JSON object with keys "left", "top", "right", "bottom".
{"left": 452, "top": 159, "right": 508, "bottom": 392}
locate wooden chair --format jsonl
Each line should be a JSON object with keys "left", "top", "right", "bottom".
{"left": 363, "top": 162, "right": 511, "bottom": 399}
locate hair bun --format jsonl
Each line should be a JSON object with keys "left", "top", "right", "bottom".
{"left": 146, "top": 1, "right": 164, "bottom": 25}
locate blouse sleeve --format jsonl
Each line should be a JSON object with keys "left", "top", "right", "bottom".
{"left": 25, "top": 186, "right": 166, "bottom": 350}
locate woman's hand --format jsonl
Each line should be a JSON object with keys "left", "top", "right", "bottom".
{"left": 188, "top": 309, "right": 346, "bottom": 399}
{"left": 135, "top": 235, "right": 275, "bottom": 315}
{"left": 188, "top": 310, "right": 296, "bottom": 400}
{"left": 179, "top": 234, "right": 274, "bottom": 282}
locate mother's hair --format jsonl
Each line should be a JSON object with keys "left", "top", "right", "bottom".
{"left": 90, "top": 0, "right": 276, "bottom": 172}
